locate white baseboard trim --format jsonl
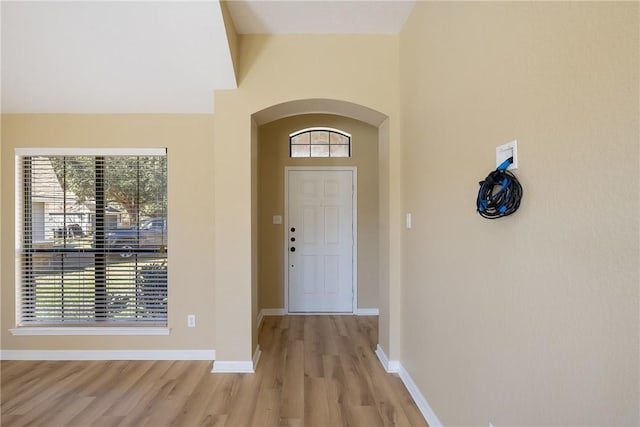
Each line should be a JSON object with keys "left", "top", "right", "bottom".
{"left": 397, "top": 364, "right": 443, "bottom": 427}
{"left": 287, "top": 312, "right": 354, "bottom": 316}
{"left": 356, "top": 308, "right": 379, "bottom": 316}
{"left": 253, "top": 345, "right": 262, "bottom": 370}
{"left": 257, "top": 308, "right": 287, "bottom": 329}
{"left": 375, "top": 344, "right": 400, "bottom": 373}
{"left": 210, "top": 345, "right": 261, "bottom": 374}
{"left": 211, "top": 359, "right": 255, "bottom": 373}
{"left": 374, "top": 344, "right": 442, "bottom": 427}
{"left": 0, "top": 349, "right": 215, "bottom": 361}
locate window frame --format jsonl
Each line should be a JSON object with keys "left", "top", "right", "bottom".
{"left": 289, "top": 127, "right": 352, "bottom": 158}
{"left": 12, "top": 148, "right": 169, "bottom": 336}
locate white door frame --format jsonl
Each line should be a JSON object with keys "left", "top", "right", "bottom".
{"left": 284, "top": 166, "right": 358, "bottom": 314}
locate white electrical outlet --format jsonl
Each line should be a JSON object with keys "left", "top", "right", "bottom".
{"left": 187, "top": 314, "right": 196, "bottom": 328}
{"left": 496, "top": 140, "right": 518, "bottom": 170}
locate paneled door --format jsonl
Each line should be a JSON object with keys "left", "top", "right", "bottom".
{"left": 286, "top": 168, "right": 355, "bottom": 312}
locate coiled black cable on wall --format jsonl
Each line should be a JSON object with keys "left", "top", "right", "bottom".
{"left": 476, "top": 157, "right": 523, "bottom": 219}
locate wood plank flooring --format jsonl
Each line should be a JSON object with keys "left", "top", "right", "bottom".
{"left": 1, "top": 315, "right": 428, "bottom": 426}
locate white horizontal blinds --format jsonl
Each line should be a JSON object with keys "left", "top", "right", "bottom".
{"left": 18, "top": 152, "right": 167, "bottom": 326}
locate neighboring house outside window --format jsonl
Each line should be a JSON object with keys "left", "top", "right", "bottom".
{"left": 14, "top": 148, "right": 168, "bottom": 330}
{"left": 290, "top": 128, "right": 351, "bottom": 158}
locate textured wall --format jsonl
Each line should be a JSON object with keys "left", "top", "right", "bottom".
{"left": 1, "top": 114, "right": 216, "bottom": 351}
{"left": 399, "top": 2, "right": 639, "bottom": 425}
{"left": 213, "top": 34, "right": 402, "bottom": 362}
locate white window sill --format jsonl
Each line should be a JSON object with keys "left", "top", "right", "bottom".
{"left": 10, "top": 327, "right": 170, "bottom": 336}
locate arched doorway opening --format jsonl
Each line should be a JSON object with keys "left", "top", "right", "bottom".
{"left": 250, "top": 99, "right": 392, "bottom": 362}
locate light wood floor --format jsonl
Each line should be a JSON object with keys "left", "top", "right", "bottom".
{"left": 1, "top": 315, "right": 428, "bottom": 427}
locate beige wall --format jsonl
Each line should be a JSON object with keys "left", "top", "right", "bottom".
{"left": 0, "top": 118, "right": 3, "bottom": 331}
{"left": 376, "top": 118, "right": 394, "bottom": 356}
{"left": 399, "top": 2, "right": 639, "bottom": 425}
{"left": 251, "top": 117, "right": 259, "bottom": 353}
{"left": 1, "top": 115, "right": 216, "bottom": 351}
{"left": 213, "top": 34, "right": 402, "bottom": 362}
{"left": 220, "top": 1, "right": 239, "bottom": 84}
{"left": 1, "top": 7, "right": 636, "bottom": 424}
{"left": 0, "top": 35, "right": 403, "bottom": 365}
{"left": 257, "top": 114, "right": 379, "bottom": 311}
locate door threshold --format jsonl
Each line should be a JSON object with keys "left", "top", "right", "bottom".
{"left": 287, "top": 312, "right": 354, "bottom": 315}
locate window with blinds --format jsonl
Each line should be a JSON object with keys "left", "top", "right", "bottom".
{"left": 16, "top": 149, "right": 168, "bottom": 326}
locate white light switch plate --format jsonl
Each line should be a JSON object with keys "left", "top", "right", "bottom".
{"left": 496, "top": 140, "right": 518, "bottom": 170}
{"left": 406, "top": 213, "right": 412, "bottom": 229}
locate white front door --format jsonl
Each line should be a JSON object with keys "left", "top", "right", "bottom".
{"left": 287, "top": 168, "right": 354, "bottom": 313}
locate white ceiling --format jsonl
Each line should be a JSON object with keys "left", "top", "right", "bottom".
{"left": 226, "top": 0, "right": 415, "bottom": 34}
{"left": 1, "top": 1, "right": 414, "bottom": 114}
{"left": 1, "top": 1, "right": 236, "bottom": 114}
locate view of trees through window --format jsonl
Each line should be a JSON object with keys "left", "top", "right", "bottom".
{"left": 49, "top": 156, "right": 167, "bottom": 226}
{"left": 18, "top": 153, "right": 168, "bottom": 325}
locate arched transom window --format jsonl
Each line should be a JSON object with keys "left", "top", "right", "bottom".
{"left": 289, "top": 128, "right": 351, "bottom": 158}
